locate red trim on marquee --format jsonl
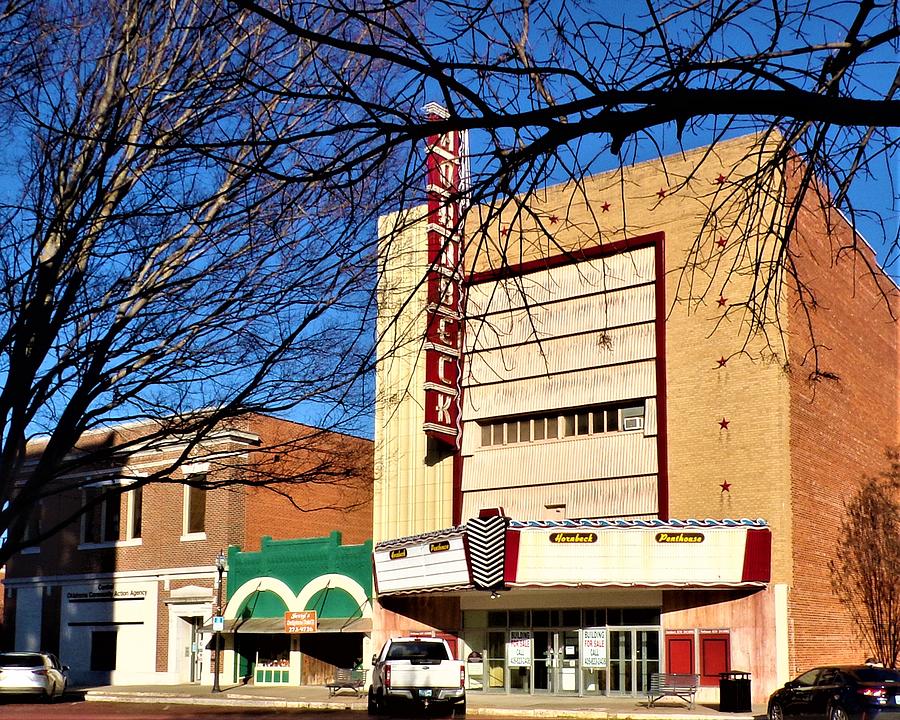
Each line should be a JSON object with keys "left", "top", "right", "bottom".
{"left": 504, "top": 528, "right": 521, "bottom": 585}
{"left": 741, "top": 528, "right": 772, "bottom": 582}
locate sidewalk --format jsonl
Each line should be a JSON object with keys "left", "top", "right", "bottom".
{"left": 82, "top": 682, "right": 768, "bottom": 719}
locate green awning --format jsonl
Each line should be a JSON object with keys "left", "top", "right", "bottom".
{"left": 202, "top": 617, "right": 372, "bottom": 634}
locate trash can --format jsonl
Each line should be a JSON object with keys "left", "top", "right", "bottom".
{"left": 719, "top": 671, "right": 751, "bottom": 712}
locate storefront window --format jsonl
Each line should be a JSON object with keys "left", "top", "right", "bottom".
{"left": 509, "top": 610, "right": 528, "bottom": 627}
{"left": 463, "top": 606, "right": 661, "bottom": 697}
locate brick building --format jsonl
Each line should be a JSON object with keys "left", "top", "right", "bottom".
{"left": 2, "top": 414, "right": 372, "bottom": 686}
{"left": 371, "top": 131, "right": 900, "bottom": 703}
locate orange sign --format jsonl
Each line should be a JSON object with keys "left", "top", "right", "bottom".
{"left": 284, "top": 610, "right": 317, "bottom": 633}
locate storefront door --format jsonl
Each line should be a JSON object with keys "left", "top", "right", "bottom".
{"left": 533, "top": 629, "right": 579, "bottom": 694}
{"left": 608, "top": 629, "right": 659, "bottom": 695}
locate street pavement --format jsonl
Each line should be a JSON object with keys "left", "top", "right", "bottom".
{"left": 78, "top": 682, "right": 768, "bottom": 719}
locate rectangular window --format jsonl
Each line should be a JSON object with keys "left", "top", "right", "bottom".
{"left": 81, "top": 485, "right": 141, "bottom": 545}
{"left": 476, "top": 400, "right": 650, "bottom": 448}
{"left": 546, "top": 416, "right": 558, "bottom": 439}
{"left": 576, "top": 412, "right": 590, "bottom": 435}
{"left": 518, "top": 420, "right": 530, "bottom": 442}
{"left": 103, "top": 493, "right": 121, "bottom": 542}
{"left": 606, "top": 408, "right": 619, "bottom": 432}
{"left": 22, "top": 502, "right": 41, "bottom": 549}
{"left": 185, "top": 482, "right": 207, "bottom": 535}
{"left": 90, "top": 630, "right": 117, "bottom": 672}
{"left": 481, "top": 423, "right": 492, "bottom": 447}
{"left": 622, "top": 403, "right": 646, "bottom": 431}
{"left": 83, "top": 488, "right": 104, "bottom": 544}
{"left": 129, "top": 485, "right": 143, "bottom": 540}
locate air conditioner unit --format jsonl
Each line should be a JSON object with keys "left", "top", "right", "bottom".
{"left": 623, "top": 416, "right": 644, "bottom": 431}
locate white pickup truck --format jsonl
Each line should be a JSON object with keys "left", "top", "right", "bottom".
{"left": 368, "top": 636, "right": 466, "bottom": 716}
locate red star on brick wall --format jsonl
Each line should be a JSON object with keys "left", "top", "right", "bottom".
{"left": 717, "top": 356, "right": 728, "bottom": 368}
{"left": 719, "top": 417, "right": 730, "bottom": 430}
{"left": 601, "top": 202, "right": 610, "bottom": 212}
{"left": 715, "top": 174, "right": 728, "bottom": 185}
{"left": 549, "top": 215, "right": 560, "bottom": 225}
{"left": 716, "top": 236, "right": 727, "bottom": 248}
{"left": 717, "top": 295, "right": 728, "bottom": 307}
{"left": 720, "top": 480, "right": 732, "bottom": 492}
{"left": 656, "top": 188, "right": 667, "bottom": 199}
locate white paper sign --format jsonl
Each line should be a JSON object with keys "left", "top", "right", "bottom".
{"left": 582, "top": 627, "right": 607, "bottom": 668}
{"left": 507, "top": 631, "right": 532, "bottom": 667}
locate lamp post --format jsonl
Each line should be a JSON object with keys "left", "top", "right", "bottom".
{"left": 212, "top": 550, "right": 226, "bottom": 693}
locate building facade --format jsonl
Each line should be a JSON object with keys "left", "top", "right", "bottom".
{"left": 372, "top": 132, "right": 900, "bottom": 703}
{"left": 3, "top": 414, "right": 372, "bottom": 687}
{"left": 215, "top": 532, "right": 373, "bottom": 688}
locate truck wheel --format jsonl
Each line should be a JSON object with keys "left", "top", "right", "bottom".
{"left": 454, "top": 699, "right": 466, "bottom": 718}
{"left": 367, "top": 688, "right": 378, "bottom": 715}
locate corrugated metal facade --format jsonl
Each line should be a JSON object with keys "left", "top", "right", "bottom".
{"left": 460, "top": 476, "right": 658, "bottom": 520}
{"left": 374, "top": 209, "right": 456, "bottom": 543}
{"left": 460, "top": 246, "right": 659, "bottom": 521}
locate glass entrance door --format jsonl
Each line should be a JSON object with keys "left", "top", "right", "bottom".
{"left": 532, "top": 630, "right": 579, "bottom": 694}
{"left": 532, "top": 631, "right": 552, "bottom": 691}
{"left": 608, "top": 629, "right": 660, "bottom": 695}
{"left": 609, "top": 630, "right": 633, "bottom": 693}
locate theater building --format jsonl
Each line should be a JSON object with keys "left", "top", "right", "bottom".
{"left": 372, "top": 130, "right": 900, "bottom": 703}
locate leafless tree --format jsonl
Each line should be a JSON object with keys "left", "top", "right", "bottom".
{"left": 0, "top": 0, "right": 379, "bottom": 564}
{"left": 235, "top": 0, "right": 900, "bottom": 359}
{"left": 830, "top": 449, "right": 900, "bottom": 668}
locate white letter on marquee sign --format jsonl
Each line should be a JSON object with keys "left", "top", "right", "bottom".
{"left": 438, "top": 355, "right": 453, "bottom": 384}
{"left": 435, "top": 393, "right": 452, "bottom": 424}
{"left": 438, "top": 317, "right": 453, "bottom": 346}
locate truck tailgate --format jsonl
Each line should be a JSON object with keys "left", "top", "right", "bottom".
{"left": 388, "top": 661, "right": 461, "bottom": 688}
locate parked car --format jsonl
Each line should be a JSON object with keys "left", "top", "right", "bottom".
{"left": 768, "top": 665, "right": 900, "bottom": 720}
{"left": 0, "top": 652, "right": 68, "bottom": 701}
{"left": 369, "top": 637, "right": 466, "bottom": 716}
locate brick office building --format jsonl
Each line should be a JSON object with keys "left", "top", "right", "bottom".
{"left": 2, "top": 414, "right": 372, "bottom": 686}
{"left": 371, "top": 130, "right": 900, "bottom": 703}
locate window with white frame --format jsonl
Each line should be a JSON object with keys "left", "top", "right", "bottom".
{"left": 81, "top": 483, "right": 142, "bottom": 545}
{"left": 182, "top": 478, "right": 207, "bottom": 537}
{"left": 21, "top": 500, "right": 42, "bottom": 553}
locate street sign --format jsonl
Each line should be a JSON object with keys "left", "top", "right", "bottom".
{"left": 284, "top": 610, "right": 317, "bottom": 633}
{"left": 212, "top": 615, "right": 224, "bottom": 632}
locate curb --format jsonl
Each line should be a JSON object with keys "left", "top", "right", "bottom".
{"left": 83, "top": 691, "right": 759, "bottom": 720}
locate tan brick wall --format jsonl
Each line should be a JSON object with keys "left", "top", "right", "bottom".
{"left": 461, "top": 134, "right": 795, "bottom": 582}
{"left": 785, "top": 161, "right": 900, "bottom": 673}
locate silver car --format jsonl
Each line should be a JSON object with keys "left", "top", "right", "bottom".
{"left": 0, "top": 652, "right": 68, "bottom": 701}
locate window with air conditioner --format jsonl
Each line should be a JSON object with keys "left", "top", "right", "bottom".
{"left": 622, "top": 404, "right": 645, "bottom": 431}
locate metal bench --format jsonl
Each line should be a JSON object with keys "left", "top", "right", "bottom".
{"left": 647, "top": 672, "right": 700, "bottom": 708}
{"left": 326, "top": 667, "right": 366, "bottom": 697}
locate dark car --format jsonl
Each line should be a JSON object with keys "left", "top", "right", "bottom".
{"left": 768, "top": 665, "right": 900, "bottom": 720}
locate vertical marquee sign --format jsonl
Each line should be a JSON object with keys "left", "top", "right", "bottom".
{"left": 423, "top": 103, "right": 466, "bottom": 445}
